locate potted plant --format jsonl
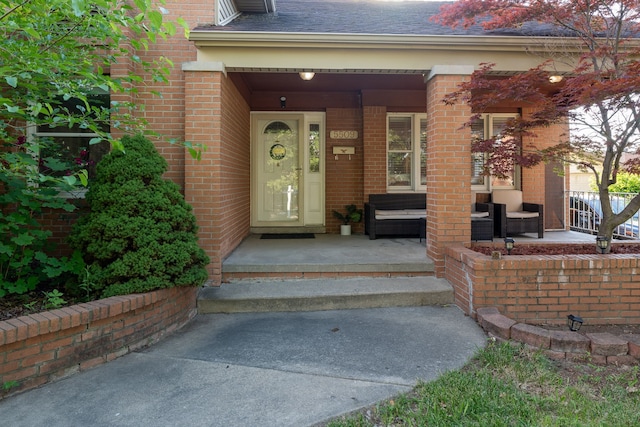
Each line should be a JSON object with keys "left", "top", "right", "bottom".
{"left": 332, "top": 204, "right": 363, "bottom": 235}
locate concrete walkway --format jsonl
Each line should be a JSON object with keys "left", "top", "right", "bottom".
{"left": 0, "top": 306, "right": 486, "bottom": 427}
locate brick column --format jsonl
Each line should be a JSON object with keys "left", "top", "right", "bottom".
{"left": 521, "top": 106, "right": 550, "bottom": 207}
{"left": 183, "top": 63, "right": 224, "bottom": 283}
{"left": 425, "top": 66, "right": 474, "bottom": 276}
{"left": 362, "top": 106, "right": 387, "bottom": 198}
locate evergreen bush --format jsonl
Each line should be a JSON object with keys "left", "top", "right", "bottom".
{"left": 69, "top": 134, "right": 209, "bottom": 298}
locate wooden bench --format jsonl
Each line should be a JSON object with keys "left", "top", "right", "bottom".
{"left": 364, "top": 194, "right": 426, "bottom": 240}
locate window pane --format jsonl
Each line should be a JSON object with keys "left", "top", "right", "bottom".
{"left": 36, "top": 90, "right": 111, "bottom": 182}
{"left": 419, "top": 118, "right": 427, "bottom": 186}
{"left": 471, "top": 153, "right": 486, "bottom": 186}
{"left": 471, "top": 119, "right": 486, "bottom": 186}
{"left": 308, "top": 124, "right": 320, "bottom": 173}
{"left": 388, "top": 153, "right": 412, "bottom": 187}
{"left": 39, "top": 136, "right": 110, "bottom": 179}
{"left": 491, "top": 116, "right": 516, "bottom": 188}
{"left": 388, "top": 117, "right": 412, "bottom": 151}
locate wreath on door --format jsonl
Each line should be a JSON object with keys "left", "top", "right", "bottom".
{"left": 269, "top": 143, "right": 286, "bottom": 160}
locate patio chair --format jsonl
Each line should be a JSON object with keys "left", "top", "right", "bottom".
{"left": 471, "top": 202, "right": 494, "bottom": 240}
{"left": 492, "top": 190, "right": 544, "bottom": 238}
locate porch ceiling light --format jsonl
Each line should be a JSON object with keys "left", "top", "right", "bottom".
{"left": 299, "top": 72, "right": 315, "bottom": 81}
{"left": 567, "top": 314, "right": 584, "bottom": 331}
{"left": 504, "top": 237, "right": 515, "bottom": 255}
{"left": 596, "top": 236, "right": 609, "bottom": 254}
{"left": 548, "top": 75, "right": 563, "bottom": 83}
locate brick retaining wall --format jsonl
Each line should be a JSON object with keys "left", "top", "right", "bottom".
{"left": 444, "top": 244, "right": 640, "bottom": 325}
{"left": 0, "top": 287, "right": 198, "bottom": 399}
{"left": 477, "top": 307, "right": 640, "bottom": 365}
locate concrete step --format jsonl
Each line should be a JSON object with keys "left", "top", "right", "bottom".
{"left": 197, "top": 276, "right": 454, "bottom": 314}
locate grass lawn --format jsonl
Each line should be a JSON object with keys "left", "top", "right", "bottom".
{"left": 324, "top": 341, "right": 639, "bottom": 426}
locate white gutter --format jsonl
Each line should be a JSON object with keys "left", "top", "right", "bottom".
{"left": 189, "top": 31, "right": 584, "bottom": 53}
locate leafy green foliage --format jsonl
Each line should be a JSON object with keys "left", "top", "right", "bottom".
{"left": 435, "top": 0, "right": 640, "bottom": 248}
{"left": 42, "top": 289, "right": 67, "bottom": 309}
{"left": 0, "top": 141, "right": 85, "bottom": 297}
{"left": 2, "top": 380, "right": 19, "bottom": 393}
{"left": 0, "top": 0, "right": 186, "bottom": 146}
{"left": 332, "top": 204, "right": 363, "bottom": 225}
{"left": 598, "top": 172, "right": 640, "bottom": 195}
{"left": 0, "top": 1, "right": 200, "bottom": 301}
{"left": 69, "top": 135, "right": 209, "bottom": 298}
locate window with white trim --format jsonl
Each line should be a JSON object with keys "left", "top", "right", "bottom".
{"left": 387, "top": 114, "right": 427, "bottom": 192}
{"left": 471, "top": 113, "right": 520, "bottom": 191}
{"left": 33, "top": 89, "right": 110, "bottom": 190}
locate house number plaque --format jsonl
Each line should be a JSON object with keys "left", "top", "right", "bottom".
{"left": 330, "top": 130, "right": 358, "bottom": 139}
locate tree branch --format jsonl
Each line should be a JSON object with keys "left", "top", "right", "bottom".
{"left": 0, "top": 0, "right": 32, "bottom": 22}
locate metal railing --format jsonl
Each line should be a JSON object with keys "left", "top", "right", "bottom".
{"left": 567, "top": 191, "right": 640, "bottom": 240}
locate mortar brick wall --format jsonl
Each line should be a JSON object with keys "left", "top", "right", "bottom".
{"left": 0, "top": 287, "right": 197, "bottom": 399}
{"left": 184, "top": 70, "right": 222, "bottom": 281}
{"left": 426, "top": 74, "right": 472, "bottom": 276}
{"left": 326, "top": 108, "right": 365, "bottom": 234}
{"left": 130, "top": 0, "right": 215, "bottom": 189}
{"left": 183, "top": 71, "right": 250, "bottom": 284}
{"left": 218, "top": 75, "right": 252, "bottom": 259}
{"left": 445, "top": 244, "right": 640, "bottom": 325}
{"left": 362, "top": 105, "right": 388, "bottom": 198}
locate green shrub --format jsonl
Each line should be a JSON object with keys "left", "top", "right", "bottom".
{"left": 69, "top": 134, "right": 209, "bottom": 298}
{"left": 0, "top": 137, "right": 85, "bottom": 298}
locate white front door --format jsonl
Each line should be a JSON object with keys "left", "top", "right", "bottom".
{"left": 252, "top": 113, "right": 325, "bottom": 228}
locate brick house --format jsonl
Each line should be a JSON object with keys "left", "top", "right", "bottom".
{"left": 94, "top": 0, "right": 568, "bottom": 284}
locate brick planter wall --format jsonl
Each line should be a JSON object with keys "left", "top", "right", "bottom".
{"left": 444, "top": 245, "right": 640, "bottom": 325}
{"left": 0, "top": 287, "right": 198, "bottom": 399}
{"left": 477, "top": 307, "right": 640, "bottom": 366}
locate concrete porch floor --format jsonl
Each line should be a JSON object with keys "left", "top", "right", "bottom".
{"left": 221, "top": 230, "right": 598, "bottom": 275}
{"left": 222, "top": 233, "right": 432, "bottom": 275}
{"left": 197, "top": 230, "right": 600, "bottom": 314}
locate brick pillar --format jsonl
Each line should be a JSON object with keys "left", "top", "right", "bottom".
{"left": 425, "top": 66, "right": 474, "bottom": 276}
{"left": 521, "top": 107, "right": 548, "bottom": 207}
{"left": 183, "top": 63, "right": 224, "bottom": 284}
{"left": 362, "top": 106, "right": 388, "bottom": 198}
{"left": 522, "top": 107, "right": 569, "bottom": 230}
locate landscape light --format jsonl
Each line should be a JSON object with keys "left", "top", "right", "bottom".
{"left": 596, "top": 236, "right": 609, "bottom": 254}
{"left": 567, "top": 314, "right": 584, "bottom": 331}
{"left": 504, "top": 237, "right": 515, "bottom": 255}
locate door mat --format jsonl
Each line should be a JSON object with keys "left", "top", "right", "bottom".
{"left": 260, "top": 233, "right": 315, "bottom": 239}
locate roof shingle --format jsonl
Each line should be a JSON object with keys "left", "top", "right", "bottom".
{"left": 197, "top": 0, "right": 485, "bottom": 35}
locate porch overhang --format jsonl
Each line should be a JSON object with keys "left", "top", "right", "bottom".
{"left": 189, "top": 31, "right": 578, "bottom": 74}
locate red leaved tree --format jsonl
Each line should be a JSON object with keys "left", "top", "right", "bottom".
{"left": 434, "top": 0, "right": 640, "bottom": 251}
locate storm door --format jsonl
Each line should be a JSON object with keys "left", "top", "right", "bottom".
{"left": 252, "top": 113, "right": 325, "bottom": 228}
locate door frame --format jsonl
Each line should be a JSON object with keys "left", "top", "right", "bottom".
{"left": 250, "top": 111, "right": 326, "bottom": 229}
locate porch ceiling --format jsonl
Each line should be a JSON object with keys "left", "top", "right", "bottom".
{"left": 234, "top": 71, "right": 427, "bottom": 92}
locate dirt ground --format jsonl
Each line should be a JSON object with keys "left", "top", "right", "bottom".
{"left": 472, "top": 242, "right": 640, "bottom": 256}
